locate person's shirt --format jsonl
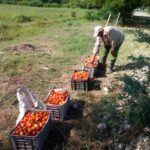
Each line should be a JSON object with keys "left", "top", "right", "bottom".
{"left": 93, "top": 26, "right": 124, "bottom": 55}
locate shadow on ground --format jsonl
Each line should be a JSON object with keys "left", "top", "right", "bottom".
{"left": 43, "top": 100, "right": 85, "bottom": 150}
{"left": 133, "top": 29, "right": 150, "bottom": 43}
{"left": 44, "top": 121, "right": 73, "bottom": 150}
{"left": 123, "top": 28, "right": 150, "bottom": 44}
{"left": 122, "top": 16, "right": 150, "bottom": 29}
{"left": 89, "top": 80, "right": 101, "bottom": 91}
{"left": 115, "top": 55, "right": 150, "bottom": 72}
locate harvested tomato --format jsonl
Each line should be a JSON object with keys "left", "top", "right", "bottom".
{"left": 72, "top": 71, "right": 89, "bottom": 81}
{"left": 84, "top": 55, "right": 99, "bottom": 68}
{"left": 47, "top": 91, "right": 68, "bottom": 105}
{"left": 84, "top": 61, "right": 97, "bottom": 67}
{"left": 12, "top": 111, "right": 49, "bottom": 136}
{"left": 85, "top": 55, "right": 99, "bottom": 62}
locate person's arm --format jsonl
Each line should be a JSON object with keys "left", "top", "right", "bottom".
{"left": 92, "top": 37, "right": 101, "bottom": 62}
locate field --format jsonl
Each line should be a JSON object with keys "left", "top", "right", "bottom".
{"left": 0, "top": 4, "right": 150, "bottom": 150}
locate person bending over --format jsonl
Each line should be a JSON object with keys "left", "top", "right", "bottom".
{"left": 92, "top": 25, "right": 124, "bottom": 73}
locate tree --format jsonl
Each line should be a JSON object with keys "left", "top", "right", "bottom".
{"left": 69, "top": 0, "right": 149, "bottom": 22}
{"left": 105, "top": 0, "right": 150, "bottom": 24}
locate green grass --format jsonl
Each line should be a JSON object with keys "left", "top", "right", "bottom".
{"left": 0, "top": 4, "right": 150, "bottom": 150}
{"left": 0, "top": 4, "right": 87, "bottom": 48}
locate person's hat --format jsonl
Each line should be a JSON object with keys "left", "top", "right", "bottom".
{"left": 93, "top": 26, "right": 103, "bottom": 37}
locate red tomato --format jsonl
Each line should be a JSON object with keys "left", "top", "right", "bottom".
{"left": 12, "top": 111, "right": 49, "bottom": 136}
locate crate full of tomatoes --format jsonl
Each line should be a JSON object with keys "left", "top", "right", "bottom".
{"left": 44, "top": 89, "right": 70, "bottom": 121}
{"left": 71, "top": 70, "right": 90, "bottom": 91}
{"left": 9, "top": 110, "right": 51, "bottom": 150}
{"left": 83, "top": 55, "right": 99, "bottom": 78}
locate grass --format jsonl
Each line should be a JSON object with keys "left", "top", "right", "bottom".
{"left": 0, "top": 4, "right": 87, "bottom": 49}
{"left": 0, "top": 4, "right": 150, "bottom": 150}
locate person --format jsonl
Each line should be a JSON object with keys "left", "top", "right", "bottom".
{"left": 92, "top": 25, "right": 124, "bottom": 73}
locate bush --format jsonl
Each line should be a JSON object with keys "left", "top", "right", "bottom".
{"left": 28, "top": 0, "right": 43, "bottom": 7}
{"left": 93, "top": 96, "right": 119, "bottom": 141}
{"left": 0, "top": 22, "right": 10, "bottom": 32}
{"left": 17, "top": 0, "right": 43, "bottom": 7}
{"left": 44, "top": 2, "right": 60, "bottom": 7}
{"left": 0, "top": 0, "right": 15, "bottom": 4}
{"left": 62, "top": 2, "right": 77, "bottom": 8}
{"left": 85, "top": 10, "right": 97, "bottom": 21}
{"left": 71, "top": 11, "right": 76, "bottom": 17}
{"left": 13, "top": 14, "right": 32, "bottom": 23}
{"left": 126, "top": 96, "right": 150, "bottom": 127}
{"left": 85, "top": 6, "right": 118, "bottom": 21}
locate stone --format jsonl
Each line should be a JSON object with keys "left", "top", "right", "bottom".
{"left": 70, "top": 129, "right": 78, "bottom": 138}
{"left": 142, "top": 66, "right": 149, "bottom": 72}
{"left": 102, "top": 114, "right": 110, "bottom": 121}
{"left": 116, "top": 107, "right": 123, "bottom": 110}
{"left": 103, "top": 87, "right": 109, "bottom": 92}
{"left": 118, "top": 143, "right": 125, "bottom": 150}
{"left": 97, "top": 123, "right": 107, "bottom": 130}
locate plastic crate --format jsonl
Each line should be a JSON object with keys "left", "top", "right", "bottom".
{"left": 71, "top": 70, "right": 90, "bottom": 91}
{"left": 96, "top": 63, "right": 106, "bottom": 77}
{"left": 9, "top": 110, "right": 51, "bottom": 150}
{"left": 45, "top": 89, "right": 70, "bottom": 121}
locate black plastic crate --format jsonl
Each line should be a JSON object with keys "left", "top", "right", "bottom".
{"left": 9, "top": 110, "right": 51, "bottom": 150}
{"left": 96, "top": 63, "right": 106, "bottom": 77}
{"left": 71, "top": 70, "right": 90, "bottom": 91}
{"left": 45, "top": 89, "right": 70, "bottom": 121}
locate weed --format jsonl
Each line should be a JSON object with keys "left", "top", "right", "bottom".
{"left": 93, "top": 95, "right": 119, "bottom": 141}
{"left": 71, "top": 11, "right": 76, "bottom": 17}
{"left": 13, "top": 14, "right": 32, "bottom": 23}
{"left": 126, "top": 96, "right": 150, "bottom": 127}
{"left": 85, "top": 10, "right": 96, "bottom": 21}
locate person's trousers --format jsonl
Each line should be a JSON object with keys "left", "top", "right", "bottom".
{"left": 100, "top": 42, "right": 123, "bottom": 69}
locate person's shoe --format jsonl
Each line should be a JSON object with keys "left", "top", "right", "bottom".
{"left": 106, "top": 67, "right": 113, "bottom": 74}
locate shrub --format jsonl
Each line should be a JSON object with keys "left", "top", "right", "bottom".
{"left": 85, "top": 10, "right": 97, "bottom": 21}
{"left": 28, "top": 0, "right": 43, "bottom": 7}
{"left": 93, "top": 96, "right": 119, "bottom": 141}
{"left": 0, "top": 22, "right": 10, "bottom": 32}
{"left": 126, "top": 96, "right": 150, "bottom": 127}
{"left": 71, "top": 11, "right": 76, "bottom": 17}
{"left": 18, "top": 0, "right": 43, "bottom": 7}
{"left": 85, "top": 6, "right": 117, "bottom": 21}
{"left": 44, "top": 2, "right": 61, "bottom": 7}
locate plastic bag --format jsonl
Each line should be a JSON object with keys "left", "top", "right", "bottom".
{"left": 16, "top": 86, "right": 45, "bottom": 125}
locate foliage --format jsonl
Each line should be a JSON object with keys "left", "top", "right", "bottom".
{"left": 93, "top": 96, "right": 119, "bottom": 141}
{"left": 126, "top": 96, "right": 150, "bottom": 127}
{"left": 44, "top": 2, "right": 61, "bottom": 7}
{"left": 0, "top": 0, "right": 149, "bottom": 24}
{"left": 71, "top": 11, "right": 76, "bottom": 17}
{"left": 85, "top": 10, "right": 97, "bottom": 20}
{"left": 69, "top": 0, "right": 104, "bottom": 9}
{"left": 118, "top": 55, "right": 150, "bottom": 128}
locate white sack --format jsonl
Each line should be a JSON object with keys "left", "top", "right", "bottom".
{"left": 16, "top": 86, "right": 45, "bottom": 125}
